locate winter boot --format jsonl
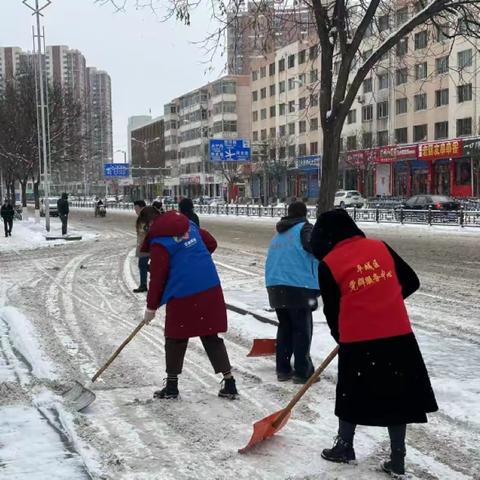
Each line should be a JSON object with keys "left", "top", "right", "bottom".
{"left": 153, "top": 378, "right": 179, "bottom": 399}
{"left": 277, "top": 371, "right": 293, "bottom": 382}
{"left": 133, "top": 285, "right": 147, "bottom": 293}
{"left": 321, "top": 436, "right": 356, "bottom": 464}
{"left": 218, "top": 377, "right": 238, "bottom": 399}
{"left": 381, "top": 448, "right": 406, "bottom": 478}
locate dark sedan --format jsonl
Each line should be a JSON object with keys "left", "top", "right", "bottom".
{"left": 399, "top": 195, "right": 461, "bottom": 210}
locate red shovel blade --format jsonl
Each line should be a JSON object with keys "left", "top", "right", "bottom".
{"left": 238, "top": 408, "right": 291, "bottom": 453}
{"left": 246, "top": 339, "right": 276, "bottom": 357}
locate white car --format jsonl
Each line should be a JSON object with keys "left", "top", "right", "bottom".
{"left": 40, "top": 197, "right": 60, "bottom": 217}
{"left": 334, "top": 190, "right": 364, "bottom": 208}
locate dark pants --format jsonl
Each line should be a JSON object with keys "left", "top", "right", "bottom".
{"left": 59, "top": 214, "right": 68, "bottom": 235}
{"left": 339, "top": 419, "right": 406, "bottom": 453}
{"left": 138, "top": 256, "right": 149, "bottom": 287}
{"left": 3, "top": 218, "right": 13, "bottom": 236}
{"left": 275, "top": 307, "right": 314, "bottom": 378}
{"left": 165, "top": 335, "right": 232, "bottom": 375}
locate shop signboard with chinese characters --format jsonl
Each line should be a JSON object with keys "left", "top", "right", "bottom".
{"left": 296, "top": 155, "right": 321, "bottom": 172}
{"left": 346, "top": 149, "right": 377, "bottom": 167}
{"left": 103, "top": 163, "right": 129, "bottom": 177}
{"left": 418, "top": 139, "right": 463, "bottom": 160}
{"left": 179, "top": 175, "right": 201, "bottom": 185}
{"left": 463, "top": 138, "right": 480, "bottom": 158}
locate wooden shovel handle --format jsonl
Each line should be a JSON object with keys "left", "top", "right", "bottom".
{"left": 272, "top": 345, "right": 340, "bottom": 428}
{"left": 91, "top": 320, "right": 146, "bottom": 383}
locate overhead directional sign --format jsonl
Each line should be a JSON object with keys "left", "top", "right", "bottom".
{"left": 103, "top": 163, "right": 129, "bottom": 177}
{"left": 209, "top": 139, "right": 251, "bottom": 162}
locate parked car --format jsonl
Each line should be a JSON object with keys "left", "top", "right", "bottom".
{"left": 208, "top": 197, "right": 227, "bottom": 206}
{"left": 334, "top": 190, "right": 365, "bottom": 208}
{"left": 399, "top": 195, "right": 461, "bottom": 210}
{"left": 40, "top": 197, "right": 60, "bottom": 217}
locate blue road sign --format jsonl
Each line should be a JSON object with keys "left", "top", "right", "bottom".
{"left": 103, "top": 163, "right": 129, "bottom": 177}
{"left": 209, "top": 139, "right": 251, "bottom": 162}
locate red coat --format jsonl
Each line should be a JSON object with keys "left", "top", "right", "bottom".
{"left": 142, "top": 211, "right": 227, "bottom": 339}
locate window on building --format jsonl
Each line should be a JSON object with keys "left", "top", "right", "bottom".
{"left": 252, "top": 70, "right": 258, "bottom": 81}
{"left": 310, "top": 117, "right": 319, "bottom": 130}
{"left": 363, "top": 132, "right": 373, "bottom": 148}
{"left": 457, "top": 117, "right": 472, "bottom": 136}
{"left": 279, "top": 103, "right": 286, "bottom": 115}
{"left": 288, "top": 144, "right": 296, "bottom": 158}
{"left": 260, "top": 108, "right": 267, "bottom": 120}
{"left": 224, "top": 120, "right": 237, "bottom": 132}
{"left": 261, "top": 129, "right": 267, "bottom": 140}
{"left": 434, "top": 121, "right": 448, "bottom": 139}
{"left": 260, "top": 66, "right": 266, "bottom": 78}
{"left": 298, "top": 73, "right": 306, "bottom": 85}
{"left": 253, "top": 131, "right": 258, "bottom": 141}
{"left": 252, "top": 91, "right": 258, "bottom": 102}
{"left": 396, "top": 97, "right": 408, "bottom": 114}
{"left": 395, "top": 7, "right": 408, "bottom": 26}
{"left": 362, "top": 105, "right": 373, "bottom": 122}
{"left": 269, "top": 62, "right": 275, "bottom": 76}
{"left": 310, "top": 94, "right": 319, "bottom": 106}
{"left": 414, "top": 93, "right": 427, "bottom": 111}
{"left": 288, "top": 78, "right": 295, "bottom": 90}
{"left": 252, "top": 111, "right": 258, "bottom": 122}
{"left": 288, "top": 122, "right": 295, "bottom": 135}
{"left": 268, "top": 105, "right": 275, "bottom": 118}
{"left": 363, "top": 77, "right": 373, "bottom": 93}
{"left": 379, "top": 14, "right": 390, "bottom": 32}
{"left": 395, "top": 127, "right": 408, "bottom": 144}
{"left": 279, "top": 58, "right": 285, "bottom": 72}
{"left": 457, "top": 84, "right": 472, "bottom": 103}
{"left": 299, "top": 97, "right": 306, "bottom": 110}
{"left": 436, "top": 25, "right": 449, "bottom": 42}
{"left": 378, "top": 73, "right": 389, "bottom": 90}
{"left": 309, "top": 45, "right": 318, "bottom": 60}
{"left": 377, "top": 101, "right": 389, "bottom": 119}
{"left": 288, "top": 100, "right": 295, "bottom": 113}
{"left": 378, "top": 130, "right": 389, "bottom": 146}
{"left": 458, "top": 49, "right": 473, "bottom": 69}
{"left": 396, "top": 37, "right": 408, "bottom": 56}
{"left": 299, "top": 120, "right": 307, "bottom": 133}
{"left": 288, "top": 54, "right": 295, "bottom": 68}
{"left": 347, "top": 109, "right": 357, "bottom": 124}
{"left": 415, "top": 62, "right": 427, "bottom": 80}
{"left": 270, "top": 84, "right": 276, "bottom": 97}
{"left": 270, "top": 127, "right": 276, "bottom": 138}
{"left": 279, "top": 124, "right": 286, "bottom": 136}
{"left": 279, "top": 80, "right": 285, "bottom": 93}
{"left": 413, "top": 124, "right": 428, "bottom": 142}
{"left": 347, "top": 136, "right": 357, "bottom": 151}
{"left": 310, "top": 69, "right": 318, "bottom": 83}
{"left": 279, "top": 146, "right": 286, "bottom": 159}
{"left": 435, "top": 88, "right": 449, "bottom": 107}
{"left": 260, "top": 87, "right": 267, "bottom": 99}
{"left": 415, "top": 31, "right": 428, "bottom": 49}
{"left": 396, "top": 68, "right": 408, "bottom": 86}
{"left": 436, "top": 56, "right": 449, "bottom": 74}
{"left": 299, "top": 50, "right": 306, "bottom": 64}
{"left": 269, "top": 147, "right": 276, "bottom": 158}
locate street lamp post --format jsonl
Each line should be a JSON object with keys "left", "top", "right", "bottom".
{"left": 23, "top": 0, "right": 51, "bottom": 232}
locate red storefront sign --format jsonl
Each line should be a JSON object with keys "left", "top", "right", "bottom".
{"left": 396, "top": 145, "right": 418, "bottom": 160}
{"left": 377, "top": 146, "right": 396, "bottom": 164}
{"left": 418, "top": 139, "right": 463, "bottom": 160}
{"left": 346, "top": 149, "right": 378, "bottom": 167}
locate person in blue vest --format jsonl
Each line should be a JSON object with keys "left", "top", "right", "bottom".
{"left": 265, "top": 201, "right": 320, "bottom": 383}
{"left": 141, "top": 210, "right": 238, "bottom": 400}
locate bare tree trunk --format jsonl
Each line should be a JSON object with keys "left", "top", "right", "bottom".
{"left": 8, "top": 181, "right": 15, "bottom": 204}
{"left": 317, "top": 126, "right": 342, "bottom": 215}
{"left": 33, "top": 176, "right": 40, "bottom": 209}
{"left": 20, "top": 179, "right": 27, "bottom": 207}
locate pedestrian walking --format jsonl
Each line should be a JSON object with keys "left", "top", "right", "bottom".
{"left": 1, "top": 199, "right": 14, "bottom": 237}
{"left": 265, "top": 201, "right": 320, "bottom": 383}
{"left": 178, "top": 197, "right": 199, "bottom": 226}
{"left": 133, "top": 200, "right": 149, "bottom": 293}
{"left": 57, "top": 193, "right": 70, "bottom": 236}
{"left": 152, "top": 200, "right": 164, "bottom": 214}
{"left": 310, "top": 209, "right": 438, "bottom": 477}
{"left": 141, "top": 210, "right": 238, "bottom": 400}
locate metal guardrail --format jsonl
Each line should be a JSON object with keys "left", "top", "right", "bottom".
{"left": 70, "top": 201, "right": 480, "bottom": 227}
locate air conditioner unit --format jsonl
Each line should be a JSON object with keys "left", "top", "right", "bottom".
{"left": 357, "top": 95, "right": 365, "bottom": 104}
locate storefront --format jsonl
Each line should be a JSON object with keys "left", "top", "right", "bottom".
{"left": 295, "top": 156, "right": 321, "bottom": 200}
{"left": 463, "top": 138, "right": 480, "bottom": 197}
{"left": 345, "top": 150, "right": 376, "bottom": 197}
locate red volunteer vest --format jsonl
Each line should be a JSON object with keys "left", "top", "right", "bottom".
{"left": 323, "top": 237, "right": 412, "bottom": 343}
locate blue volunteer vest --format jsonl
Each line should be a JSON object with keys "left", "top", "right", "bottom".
{"left": 265, "top": 222, "right": 319, "bottom": 290}
{"left": 150, "top": 222, "right": 220, "bottom": 306}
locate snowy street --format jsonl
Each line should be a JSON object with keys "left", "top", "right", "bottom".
{"left": 0, "top": 210, "right": 479, "bottom": 479}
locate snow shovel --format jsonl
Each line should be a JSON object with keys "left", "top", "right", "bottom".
{"left": 238, "top": 345, "right": 339, "bottom": 453}
{"left": 63, "top": 320, "right": 146, "bottom": 411}
{"left": 246, "top": 338, "right": 276, "bottom": 357}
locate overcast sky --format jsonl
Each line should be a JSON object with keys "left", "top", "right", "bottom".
{"left": 1, "top": 0, "right": 223, "bottom": 160}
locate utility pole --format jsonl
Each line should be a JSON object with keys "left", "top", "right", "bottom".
{"left": 24, "top": 0, "right": 52, "bottom": 231}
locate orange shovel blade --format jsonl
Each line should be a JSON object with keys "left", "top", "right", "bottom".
{"left": 238, "top": 409, "right": 291, "bottom": 453}
{"left": 246, "top": 339, "right": 276, "bottom": 357}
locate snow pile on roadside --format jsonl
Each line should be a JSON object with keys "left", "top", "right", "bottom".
{"left": 0, "top": 218, "right": 98, "bottom": 252}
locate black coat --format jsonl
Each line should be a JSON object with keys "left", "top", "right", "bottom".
{"left": 1, "top": 204, "right": 14, "bottom": 221}
{"left": 313, "top": 210, "right": 438, "bottom": 426}
{"left": 57, "top": 198, "right": 69, "bottom": 216}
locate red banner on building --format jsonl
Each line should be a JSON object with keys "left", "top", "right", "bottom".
{"left": 396, "top": 145, "right": 418, "bottom": 160}
{"left": 418, "top": 139, "right": 463, "bottom": 160}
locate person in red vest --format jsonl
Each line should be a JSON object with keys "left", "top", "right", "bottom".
{"left": 310, "top": 209, "right": 437, "bottom": 478}
{"left": 140, "top": 210, "right": 238, "bottom": 400}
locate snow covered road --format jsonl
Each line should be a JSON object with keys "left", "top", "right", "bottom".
{"left": 0, "top": 211, "right": 479, "bottom": 479}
